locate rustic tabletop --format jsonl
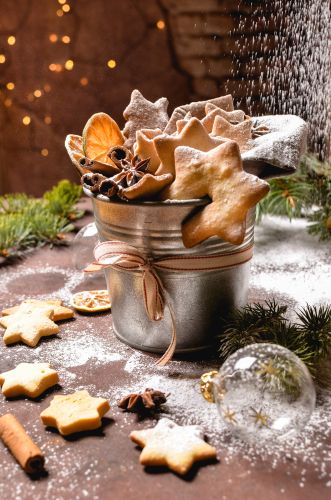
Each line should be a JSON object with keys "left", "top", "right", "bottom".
{"left": 0, "top": 200, "right": 330, "bottom": 500}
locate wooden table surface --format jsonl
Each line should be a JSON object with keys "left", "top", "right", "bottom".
{"left": 0, "top": 201, "right": 330, "bottom": 500}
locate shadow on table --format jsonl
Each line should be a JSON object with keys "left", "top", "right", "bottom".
{"left": 44, "top": 416, "right": 114, "bottom": 441}
{"left": 142, "top": 456, "right": 219, "bottom": 482}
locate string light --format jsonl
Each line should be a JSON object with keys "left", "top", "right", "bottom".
{"left": 62, "top": 35, "right": 70, "bottom": 44}
{"left": 4, "top": 98, "right": 12, "bottom": 107}
{"left": 156, "top": 20, "right": 166, "bottom": 30}
{"left": 107, "top": 59, "right": 116, "bottom": 69}
{"left": 7, "top": 36, "right": 16, "bottom": 45}
{"left": 65, "top": 59, "right": 74, "bottom": 70}
{"left": 58, "top": 0, "right": 66, "bottom": 4}
{"left": 56, "top": 9, "right": 64, "bottom": 17}
{"left": 44, "top": 83, "right": 51, "bottom": 92}
{"left": 80, "top": 77, "right": 88, "bottom": 86}
{"left": 0, "top": 54, "right": 6, "bottom": 63}
{"left": 62, "top": 4, "right": 71, "bottom": 12}
{"left": 6, "top": 82, "right": 15, "bottom": 90}
{"left": 44, "top": 116, "right": 52, "bottom": 124}
{"left": 22, "top": 116, "right": 31, "bottom": 125}
{"left": 49, "top": 33, "right": 58, "bottom": 43}
{"left": 49, "top": 63, "right": 62, "bottom": 72}
{"left": 34, "top": 89, "right": 42, "bottom": 98}
{"left": 41, "top": 148, "right": 49, "bottom": 157}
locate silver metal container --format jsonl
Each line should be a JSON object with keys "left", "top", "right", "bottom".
{"left": 86, "top": 189, "right": 255, "bottom": 353}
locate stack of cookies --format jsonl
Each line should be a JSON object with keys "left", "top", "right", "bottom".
{"left": 65, "top": 90, "right": 306, "bottom": 247}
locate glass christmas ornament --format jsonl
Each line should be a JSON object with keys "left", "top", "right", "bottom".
{"left": 212, "top": 343, "right": 316, "bottom": 441}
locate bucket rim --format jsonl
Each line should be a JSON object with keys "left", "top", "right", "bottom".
{"left": 83, "top": 186, "right": 209, "bottom": 208}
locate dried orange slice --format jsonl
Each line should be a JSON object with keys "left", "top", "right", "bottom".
{"left": 82, "top": 112, "right": 124, "bottom": 164}
{"left": 70, "top": 290, "right": 111, "bottom": 313}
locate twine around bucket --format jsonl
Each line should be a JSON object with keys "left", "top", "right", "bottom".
{"left": 86, "top": 240, "right": 254, "bottom": 366}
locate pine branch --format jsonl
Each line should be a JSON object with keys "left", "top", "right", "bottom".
{"left": 0, "top": 180, "right": 83, "bottom": 262}
{"left": 218, "top": 300, "right": 331, "bottom": 379}
{"left": 257, "top": 154, "right": 331, "bottom": 240}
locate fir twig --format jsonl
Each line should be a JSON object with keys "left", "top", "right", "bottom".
{"left": 257, "top": 154, "right": 331, "bottom": 240}
{"left": 0, "top": 180, "right": 83, "bottom": 262}
{"left": 219, "top": 300, "right": 331, "bottom": 379}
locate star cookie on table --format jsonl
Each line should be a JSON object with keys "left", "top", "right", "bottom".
{"left": 211, "top": 115, "right": 252, "bottom": 151}
{"left": 0, "top": 303, "right": 59, "bottom": 347}
{"left": 167, "top": 141, "right": 270, "bottom": 246}
{"left": 0, "top": 363, "right": 59, "bottom": 398}
{"left": 130, "top": 418, "right": 217, "bottom": 475}
{"left": 40, "top": 390, "right": 110, "bottom": 435}
{"left": 164, "top": 94, "right": 234, "bottom": 134}
{"left": 1, "top": 299, "right": 74, "bottom": 321}
{"left": 123, "top": 90, "right": 169, "bottom": 149}
{"left": 155, "top": 117, "right": 228, "bottom": 178}
{"left": 134, "top": 128, "right": 163, "bottom": 173}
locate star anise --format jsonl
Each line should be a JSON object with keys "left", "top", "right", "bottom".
{"left": 113, "top": 155, "right": 150, "bottom": 189}
{"left": 117, "top": 388, "right": 167, "bottom": 412}
{"left": 252, "top": 123, "right": 269, "bottom": 138}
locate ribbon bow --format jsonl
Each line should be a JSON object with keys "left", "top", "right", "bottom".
{"left": 87, "top": 240, "right": 254, "bottom": 366}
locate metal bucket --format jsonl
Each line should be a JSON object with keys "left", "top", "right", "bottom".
{"left": 86, "top": 189, "right": 255, "bottom": 353}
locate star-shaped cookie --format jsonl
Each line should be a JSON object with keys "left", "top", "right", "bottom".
{"left": 130, "top": 418, "right": 216, "bottom": 475}
{"left": 202, "top": 103, "right": 246, "bottom": 133}
{"left": 176, "top": 106, "right": 246, "bottom": 135}
{"left": 134, "top": 128, "right": 162, "bottom": 173}
{"left": 123, "top": 90, "right": 169, "bottom": 149}
{"left": 164, "top": 94, "right": 234, "bottom": 134}
{"left": 40, "top": 390, "right": 110, "bottom": 435}
{"left": 211, "top": 115, "right": 252, "bottom": 151}
{"left": 0, "top": 303, "right": 59, "bottom": 347}
{"left": 1, "top": 299, "right": 74, "bottom": 321}
{"left": 167, "top": 141, "right": 270, "bottom": 246}
{"left": 0, "top": 362, "right": 59, "bottom": 398}
{"left": 155, "top": 117, "right": 228, "bottom": 178}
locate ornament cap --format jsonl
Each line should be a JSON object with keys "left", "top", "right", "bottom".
{"left": 200, "top": 370, "right": 218, "bottom": 403}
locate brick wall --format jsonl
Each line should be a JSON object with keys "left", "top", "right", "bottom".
{"left": 160, "top": 0, "right": 277, "bottom": 113}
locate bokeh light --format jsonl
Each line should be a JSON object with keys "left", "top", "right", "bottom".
{"left": 107, "top": 59, "right": 116, "bottom": 69}
{"left": 22, "top": 116, "right": 31, "bottom": 125}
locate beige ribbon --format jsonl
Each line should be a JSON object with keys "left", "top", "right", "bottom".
{"left": 87, "top": 240, "right": 254, "bottom": 366}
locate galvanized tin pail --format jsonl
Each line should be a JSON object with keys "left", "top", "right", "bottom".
{"left": 85, "top": 189, "right": 254, "bottom": 353}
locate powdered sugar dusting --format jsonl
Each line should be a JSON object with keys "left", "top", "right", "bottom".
{"left": 0, "top": 216, "right": 330, "bottom": 497}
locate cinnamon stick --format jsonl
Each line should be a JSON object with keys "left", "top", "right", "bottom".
{"left": 0, "top": 413, "right": 45, "bottom": 474}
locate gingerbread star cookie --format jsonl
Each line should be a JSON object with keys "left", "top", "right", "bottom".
{"left": 167, "top": 141, "right": 270, "bottom": 246}
{"left": 130, "top": 418, "right": 217, "bottom": 475}
{"left": 123, "top": 90, "right": 169, "bottom": 149}
{"left": 134, "top": 128, "right": 162, "bottom": 173}
{"left": 202, "top": 103, "right": 246, "bottom": 133}
{"left": 0, "top": 363, "right": 59, "bottom": 398}
{"left": 155, "top": 117, "right": 228, "bottom": 178}
{"left": 2, "top": 299, "right": 74, "bottom": 321}
{"left": 0, "top": 303, "right": 59, "bottom": 347}
{"left": 211, "top": 115, "right": 252, "bottom": 151}
{"left": 164, "top": 94, "right": 234, "bottom": 134}
{"left": 40, "top": 390, "right": 110, "bottom": 435}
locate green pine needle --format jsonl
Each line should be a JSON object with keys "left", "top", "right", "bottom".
{"left": 257, "top": 154, "right": 331, "bottom": 240}
{"left": 0, "top": 180, "right": 83, "bottom": 261}
{"left": 219, "top": 300, "right": 331, "bottom": 379}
